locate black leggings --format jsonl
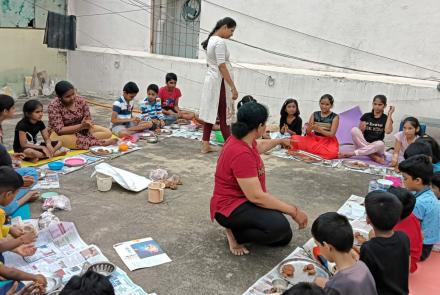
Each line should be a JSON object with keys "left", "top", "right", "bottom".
{"left": 215, "top": 201, "right": 293, "bottom": 246}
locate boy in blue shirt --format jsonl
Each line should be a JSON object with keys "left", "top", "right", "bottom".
{"left": 111, "top": 82, "right": 152, "bottom": 137}
{"left": 139, "top": 84, "right": 165, "bottom": 132}
{"left": 0, "top": 167, "right": 47, "bottom": 293}
{"left": 399, "top": 155, "right": 440, "bottom": 260}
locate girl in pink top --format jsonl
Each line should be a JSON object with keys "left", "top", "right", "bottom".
{"left": 390, "top": 117, "right": 421, "bottom": 167}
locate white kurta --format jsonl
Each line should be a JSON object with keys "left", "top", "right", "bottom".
{"left": 199, "top": 36, "right": 235, "bottom": 125}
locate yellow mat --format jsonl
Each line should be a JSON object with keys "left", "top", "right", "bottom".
{"left": 9, "top": 149, "right": 88, "bottom": 167}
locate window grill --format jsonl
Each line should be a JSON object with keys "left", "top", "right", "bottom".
{"left": 151, "top": 0, "right": 201, "bottom": 59}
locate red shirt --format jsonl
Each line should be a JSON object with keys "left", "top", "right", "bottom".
{"left": 394, "top": 213, "right": 423, "bottom": 273}
{"left": 210, "top": 136, "right": 266, "bottom": 220}
{"left": 158, "top": 86, "right": 181, "bottom": 110}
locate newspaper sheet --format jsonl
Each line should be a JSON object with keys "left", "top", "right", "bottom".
{"left": 4, "top": 222, "right": 153, "bottom": 295}
{"left": 32, "top": 171, "right": 60, "bottom": 190}
{"left": 113, "top": 237, "right": 172, "bottom": 271}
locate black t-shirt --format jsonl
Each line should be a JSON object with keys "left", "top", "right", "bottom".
{"left": 361, "top": 112, "right": 388, "bottom": 143}
{"left": 0, "top": 143, "right": 12, "bottom": 167}
{"left": 13, "top": 118, "right": 46, "bottom": 152}
{"left": 280, "top": 116, "right": 303, "bottom": 135}
{"left": 360, "top": 231, "right": 409, "bottom": 295}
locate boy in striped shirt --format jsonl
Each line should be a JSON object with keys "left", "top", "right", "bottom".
{"left": 140, "top": 84, "right": 165, "bottom": 132}
{"left": 111, "top": 82, "right": 152, "bottom": 137}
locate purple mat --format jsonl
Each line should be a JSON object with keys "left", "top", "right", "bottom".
{"left": 336, "top": 106, "right": 363, "bottom": 145}
{"left": 339, "top": 145, "right": 391, "bottom": 167}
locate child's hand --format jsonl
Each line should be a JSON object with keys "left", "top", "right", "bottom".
{"left": 390, "top": 158, "right": 397, "bottom": 167}
{"left": 388, "top": 106, "right": 395, "bottom": 115}
{"left": 46, "top": 144, "right": 55, "bottom": 156}
{"left": 20, "top": 232, "right": 36, "bottom": 245}
{"left": 14, "top": 243, "right": 37, "bottom": 257}
{"left": 11, "top": 153, "right": 25, "bottom": 161}
{"left": 42, "top": 147, "right": 51, "bottom": 158}
{"left": 9, "top": 226, "right": 24, "bottom": 238}
{"left": 132, "top": 117, "right": 141, "bottom": 124}
{"left": 33, "top": 275, "right": 47, "bottom": 293}
{"left": 314, "top": 277, "right": 328, "bottom": 288}
{"left": 22, "top": 176, "right": 35, "bottom": 188}
{"left": 160, "top": 120, "right": 165, "bottom": 128}
{"left": 6, "top": 281, "right": 39, "bottom": 295}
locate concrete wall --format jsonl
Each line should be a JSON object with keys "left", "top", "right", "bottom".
{"left": 200, "top": 0, "right": 440, "bottom": 79}
{"left": 70, "top": 0, "right": 151, "bottom": 52}
{"left": 0, "top": 29, "right": 66, "bottom": 95}
{"left": 67, "top": 47, "right": 440, "bottom": 130}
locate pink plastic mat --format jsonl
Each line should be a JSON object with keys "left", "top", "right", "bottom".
{"left": 409, "top": 252, "right": 440, "bottom": 294}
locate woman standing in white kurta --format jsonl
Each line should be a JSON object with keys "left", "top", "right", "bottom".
{"left": 199, "top": 17, "right": 238, "bottom": 154}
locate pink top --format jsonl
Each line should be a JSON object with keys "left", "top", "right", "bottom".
{"left": 394, "top": 131, "right": 419, "bottom": 163}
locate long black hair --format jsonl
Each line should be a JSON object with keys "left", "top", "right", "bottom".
{"left": 402, "top": 116, "right": 423, "bottom": 136}
{"left": 418, "top": 135, "right": 440, "bottom": 163}
{"left": 231, "top": 102, "right": 268, "bottom": 139}
{"left": 0, "top": 94, "right": 15, "bottom": 113}
{"left": 280, "top": 98, "right": 300, "bottom": 122}
{"left": 23, "top": 99, "right": 43, "bottom": 120}
{"left": 201, "top": 17, "right": 236, "bottom": 50}
{"left": 237, "top": 95, "right": 257, "bottom": 109}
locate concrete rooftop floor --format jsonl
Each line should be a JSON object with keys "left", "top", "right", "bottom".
{"left": 2, "top": 96, "right": 376, "bottom": 295}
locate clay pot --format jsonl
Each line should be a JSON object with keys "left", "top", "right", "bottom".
{"left": 148, "top": 181, "right": 165, "bottom": 203}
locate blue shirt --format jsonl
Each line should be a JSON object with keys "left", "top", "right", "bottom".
{"left": 433, "top": 162, "right": 440, "bottom": 173}
{"left": 112, "top": 96, "right": 133, "bottom": 127}
{"left": 139, "top": 98, "right": 164, "bottom": 121}
{"left": 413, "top": 187, "right": 440, "bottom": 245}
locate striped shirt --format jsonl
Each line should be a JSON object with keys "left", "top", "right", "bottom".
{"left": 112, "top": 96, "right": 134, "bottom": 127}
{"left": 140, "top": 97, "right": 164, "bottom": 121}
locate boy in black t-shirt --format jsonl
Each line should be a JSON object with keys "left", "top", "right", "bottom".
{"left": 339, "top": 95, "right": 394, "bottom": 164}
{"left": 361, "top": 191, "right": 409, "bottom": 295}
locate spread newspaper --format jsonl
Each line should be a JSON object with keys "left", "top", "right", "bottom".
{"left": 4, "top": 222, "right": 154, "bottom": 295}
{"left": 113, "top": 237, "right": 172, "bottom": 271}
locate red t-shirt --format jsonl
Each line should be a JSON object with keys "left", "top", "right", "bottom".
{"left": 394, "top": 213, "right": 423, "bottom": 273}
{"left": 158, "top": 86, "right": 182, "bottom": 110}
{"left": 210, "top": 136, "right": 266, "bottom": 220}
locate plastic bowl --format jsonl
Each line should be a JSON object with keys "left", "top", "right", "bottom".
{"left": 48, "top": 161, "right": 64, "bottom": 171}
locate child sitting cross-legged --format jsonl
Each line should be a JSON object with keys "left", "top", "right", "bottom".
{"left": 312, "top": 212, "right": 377, "bottom": 295}
{"left": 13, "top": 100, "right": 66, "bottom": 163}
{"left": 399, "top": 155, "right": 440, "bottom": 261}
{"left": 111, "top": 82, "right": 152, "bottom": 138}
{"left": 139, "top": 84, "right": 165, "bottom": 132}
{"left": 388, "top": 186, "right": 423, "bottom": 273}
{"left": 0, "top": 167, "right": 47, "bottom": 293}
{"left": 361, "top": 191, "right": 409, "bottom": 295}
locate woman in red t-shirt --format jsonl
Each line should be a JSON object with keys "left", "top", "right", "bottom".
{"left": 211, "top": 102, "right": 308, "bottom": 256}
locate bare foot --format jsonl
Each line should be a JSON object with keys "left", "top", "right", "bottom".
{"left": 338, "top": 152, "right": 354, "bottom": 158}
{"left": 370, "top": 153, "right": 385, "bottom": 164}
{"left": 54, "top": 150, "right": 67, "bottom": 157}
{"left": 103, "top": 138, "right": 119, "bottom": 146}
{"left": 201, "top": 142, "right": 220, "bottom": 154}
{"left": 225, "top": 229, "right": 249, "bottom": 256}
